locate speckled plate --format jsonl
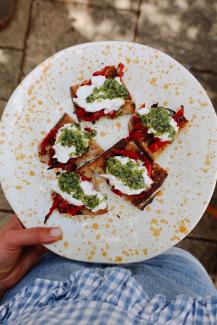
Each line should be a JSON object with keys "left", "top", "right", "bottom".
{"left": 0, "top": 41, "right": 217, "bottom": 263}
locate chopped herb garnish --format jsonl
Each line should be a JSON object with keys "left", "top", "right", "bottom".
{"left": 140, "top": 107, "right": 176, "bottom": 139}
{"left": 106, "top": 157, "right": 146, "bottom": 190}
{"left": 86, "top": 78, "right": 128, "bottom": 103}
{"left": 58, "top": 172, "right": 105, "bottom": 210}
{"left": 57, "top": 123, "right": 96, "bottom": 157}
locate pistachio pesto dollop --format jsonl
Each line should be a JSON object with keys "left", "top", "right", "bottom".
{"left": 73, "top": 76, "right": 128, "bottom": 114}
{"left": 102, "top": 156, "right": 153, "bottom": 195}
{"left": 138, "top": 106, "right": 178, "bottom": 141}
{"left": 54, "top": 172, "right": 107, "bottom": 212}
{"left": 86, "top": 78, "right": 128, "bottom": 103}
{"left": 53, "top": 123, "right": 96, "bottom": 163}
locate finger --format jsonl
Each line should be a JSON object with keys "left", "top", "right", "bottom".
{"left": 2, "top": 215, "right": 23, "bottom": 231}
{"left": 5, "top": 227, "right": 63, "bottom": 248}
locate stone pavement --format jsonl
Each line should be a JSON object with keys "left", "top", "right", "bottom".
{"left": 0, "top": 0, "right": 217, "bottom": 279}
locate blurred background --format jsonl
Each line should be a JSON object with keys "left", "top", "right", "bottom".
{"left": 0, "top": 0, "right": 217, "bottom": 281}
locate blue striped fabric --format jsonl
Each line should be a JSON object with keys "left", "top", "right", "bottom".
{"left": 0, "top": 267, "right": 217, "bottom": 324}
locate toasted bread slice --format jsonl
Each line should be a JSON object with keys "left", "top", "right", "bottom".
{"left": 70, "top": 64, "right": 135, "bottom": 122}
{"left": 79, "top": 138, "right": 168, "bottom": 210}
{"left": 38, "top": 113, "right": 103, "bottom": 171}
{"left": 129, "top": 105, "right": 188, "bottom": 160}
{"left": 44, "top": 173, "right": 108, "bottom": 223}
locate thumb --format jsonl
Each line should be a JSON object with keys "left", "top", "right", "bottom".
{"left": 5, "top": 227, "right": 63, "bottom": 248}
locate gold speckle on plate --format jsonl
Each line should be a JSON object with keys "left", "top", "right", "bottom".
{"left": 95, "top": 233, "right": 101, "bottom": 240}
{"left": 115, "top": 256, "right": 122, "bottom": 263}
{"left": 149, "top": 77, "right": 157, "bottom": 86}
{"left": 151, "top": 228, "right": 161, "bottom": 237}
{"left": 28, "top": 170, "right": 35, "bottom": 176}
{"left": 92, "top": 223, "right": 99, "bottom": 230}
{"left": 100, "top": 131, "right": 106, "bottom": 137}
{"left": 151, "top": 218, "right": 158, "bottom": 225}
{"left": 125, "top": 56, "right": 131, "bottom": 64}
{"left": 143, "top": 248, "right": 148, "bottom": 256}
{"left": 64, "top": 241, "right": 69, "bottom": 248}
{"left": 163, "top": 83, "right": 170, "bottom": 90}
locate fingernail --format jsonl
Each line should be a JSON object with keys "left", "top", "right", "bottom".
{"left": 49, "top": 228, "right": 63, "bottom": 238}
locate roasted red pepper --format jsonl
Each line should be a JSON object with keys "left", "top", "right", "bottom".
{"left": 148, "top": 140, "right": 170, "bottom": 153}
{"left": 59, "top": 199, "right": 83, "bottom": 215}
{"left": 67, "top": 205, "right": 83, "bottom": 216}
{"left": 174, "top": 105, "right": 184, "bottom": 118}
{"left": 133, "top": 122, "right": 146, "bottom": 130}
{"left": 44, "top": 194, "right": 62, "bottom": 224}
{"left": 112, "top": 149, "right": 140, "bottom": 160}
{"left": 111, "top": 187, "right": 123, "bottom": 196}
{"left": 40, "top": 127, "right": 59, "bottom": 155}
{"left": 93, "top": 66, "right": 110, "bottom": 76}
{"left": 75, "top": 106, "right": 87, "bottom": 117}
{"left": 143, "top": 157, "right": 152, "bottom": 177}
{"left": 92, "top": 65, "right": 117, "bottom": 77}
{"left": 75, "top": 106, "right": 105, "bottom": 122}
{"left": 129, "top": 129, "right": 146, "bottom": 141}
{"left": 83, "top": 110, "right": 105, "bottom": 122}
{"left": 44, "top": 193, "right": 83, "bottom": 223}
{"left": 172, "top": 105, "right": 186, "bottom": 127}
{"left": 131, "top": 115, "right": 147, "bottom": 131}
{"left": 108, "top": 110, "right": 118, "bottom": 118}
{"left": 80, "top": 174, "right": 91, "bottom": 182}
{"left": 84, "top": 127, "right": 93, "bottom": 133}
{"left": 132, "top": 114, "right": 141, "bottom": 124}
{"left": 117, "top": 63, "right": 124, "bottom": 78}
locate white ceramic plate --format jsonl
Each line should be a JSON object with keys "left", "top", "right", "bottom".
{"left": 0, "top": 41, "right": 217, "bottom": 263}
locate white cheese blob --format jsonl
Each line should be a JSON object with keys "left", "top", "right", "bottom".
{"left": 53, "top": 177, "right": 107, "bottom": 212}
{"left": 52, "top": 124, "right": 89, "bottom": 163}
{"left": 102, "top": 156, "right": 153, "bottom": 195}
{"left": 73, "top": 76, "right": 125, "bottom": 114}
{"left": 137, "top": 106, "right": 151, "bottom": 115}
{"left": 137, "top": 106, "right": 179, "bottom": 141}
{"left": 80, "top": 181, "right": 107, "bottom": 212}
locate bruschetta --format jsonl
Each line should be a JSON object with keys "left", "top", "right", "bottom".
{"left": 129, "top": 103, "right": 188, "bottom": 160}
{"left": 70, "top": 63, "right": 135, "bottom": 122}
{"left": 38, "top": 113, "right": 103, "bottom": 171}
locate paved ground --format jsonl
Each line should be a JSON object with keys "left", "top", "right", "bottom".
{"left": 0, "top": 0, "right": 217, "bottom": 281}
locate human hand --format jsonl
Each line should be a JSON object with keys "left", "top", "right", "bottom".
{"left": 0, "top": 215, "right": 62, "bottom": 297}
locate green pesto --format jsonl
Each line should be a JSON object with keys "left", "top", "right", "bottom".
{"left": 106, "top": 157, "right": 146, "bottom": 190}
{"left": 58, "top": 172, "right": 102, "bottom": 209}
{"left": 58, "top": 124, "right": 96, "bottom": 156}
{"left": 140, "top": 107, "right": 176, "bottom": 139}
{"left": 86, "top": 78, "right": 128, "bottom": 103}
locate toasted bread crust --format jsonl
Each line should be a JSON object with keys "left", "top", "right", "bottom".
{"left": 129, "top": 163, "right": 168, "bottom": 209}
{"left": 81, "top": 138, "right": 167, "bottom": 210}
{"left": 70, "top": 85, "right": 79, "bottom": 99}
{"left": 38, "top": 113, "right": 103, "bottom": 170}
